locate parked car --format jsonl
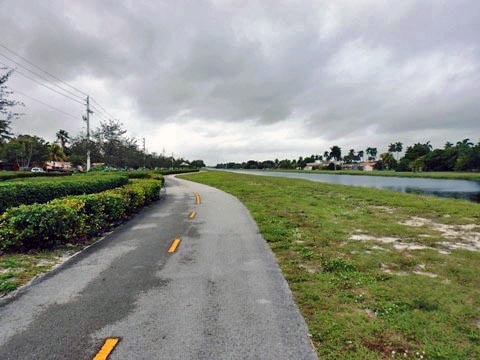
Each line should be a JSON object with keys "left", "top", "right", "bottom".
{"left": 31, "top": 167, "right": 45, "bottom": 173}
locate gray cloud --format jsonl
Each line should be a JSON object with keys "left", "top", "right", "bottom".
{"left": 0, "top": 0, "right": 479, "bottom": 164}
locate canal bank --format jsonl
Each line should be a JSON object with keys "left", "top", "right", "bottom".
{"left": 216, "top": 169, "right": 480, "bottom": 202}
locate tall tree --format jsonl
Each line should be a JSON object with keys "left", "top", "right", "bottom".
{"left": 389, "top": 142, "right": 403, "bottom": 160}
{"left": 395, "top": 142, "right": 403, "bottom": 158}
{"left": 0, "top": 68, "right": 23, "bottom": 142}
{"left": 358, "top": 150, "right": 364, "bottom": 162}
{"left": 379, "top": 152, "right": 396, "bottom": 170}
{"left": 48, "top": 143, "right": 68, "bottom": 161}
{"left": 329, "top": 146, "right": 342, "bottom": 170}
{"left": 3, "top": 134, "right": 49, "bottom": 168}
{"left": 56, "top": 129, "right": 70, "bottom": 151}
{"left": 366, "top": 147, "right": 377, "bottom": 161}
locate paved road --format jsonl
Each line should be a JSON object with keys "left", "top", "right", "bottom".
{"left": 0, "top": 176, "right": 317, "bottom": 359}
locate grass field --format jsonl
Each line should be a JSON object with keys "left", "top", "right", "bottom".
{"left": 250, "top": 169, "right": 480, "bottom": 181}
{"left": 181, "top": 171, "right": 480, "bottom": 359}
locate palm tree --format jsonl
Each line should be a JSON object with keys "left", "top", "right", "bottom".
{"left": 366, "top": 147, "right": 377, "bottom": 161}
{"left": 56, "top": 129, "right": 70, "bottom": 151}
{"left": 49, "top": 143, "right": 67, "bottom": 161}
{"left": 380, "top": 152, "right": 395, "bottom": 170}
{"left": 388, "top": 143, "right": 402, "bottom": 160}
{"left": 358, "top": 150, "right": 364, "bottom": 162}
{"left": 456, "top": 138, "right": 473, "bottom": 147}
{"left": 329, "top": 146, "right": 342, "bottom": 170}
{"left": 391, "top": 142, "right": 403, "bottom": 161}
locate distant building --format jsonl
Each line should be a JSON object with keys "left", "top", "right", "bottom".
{"left": 359, "top": 161, "right": 377, "bottom": 171}
{"left": 304, "top": 160, "right": 325, "bottom": 170}
{"left": 304, "top": 160, "right": 341, "bottom": 170}
{"left": 44, "top": 161, "right": 72, "bottom": 172}
{"left": 342, "top": 163, "right": 361, "bottom": 170}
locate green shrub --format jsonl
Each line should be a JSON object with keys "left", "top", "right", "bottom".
{"left": 0, "top": 175, "right": 128, "bottom": 213}
{"left": 156, "top": 169, "right": 199, "bottom": 176}
{"left": 85, "top": 170, "right": 165, "bottom": 186}
{"left": 0, "top": 179, "right": 161, "bottom": 251}
{"left": 0, "top": 171, "right": 72, "bottom": 181}
{"left": 0, "top": 199, "right": 86, "bottom": 250}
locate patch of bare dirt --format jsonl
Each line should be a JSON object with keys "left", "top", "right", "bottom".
{"left": 400, "top": 217, "right": 480, "bottom": 252}
{"left": 369, "top": 205, "right": 395, "bottom": 214}
{"left": 349, "top": 234, "right": 433, "bottom": 252}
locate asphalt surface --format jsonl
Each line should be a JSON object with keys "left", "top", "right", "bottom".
{"left": 0, "top": 175, "right": 317, "bottom": 359}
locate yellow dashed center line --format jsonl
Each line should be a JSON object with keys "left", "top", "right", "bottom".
{"left": 194, "top": 192, "right": 201, "bottom": 205}
{"left": 189, "top": 211, "right": 197, "bottom": 219}
{"left": 168, "top": 238, "right": 181, "bottom": 253}
{"left": 93, "top": 338, "right": 120, "bottom": 360}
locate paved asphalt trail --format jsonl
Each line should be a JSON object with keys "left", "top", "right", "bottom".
{"left": 0, "top": 176, "right": 317, "bottom": 359}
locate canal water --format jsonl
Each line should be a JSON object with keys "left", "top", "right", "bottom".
{"left": 219, "top": 169, "right": 480, "bottom": 203}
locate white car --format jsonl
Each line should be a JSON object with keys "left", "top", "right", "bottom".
{"left": 31, "top": 167, "right": 45, "bottom": 173}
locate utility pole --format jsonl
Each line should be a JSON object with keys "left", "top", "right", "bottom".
{"left": 83, "top": 96, "right": 93, "bottom": 171}
{"left": 142, "top": 137, "right": 146, "bottom": 169}
{"left": 171, "top": 152, "right": 174, "bottom": 169}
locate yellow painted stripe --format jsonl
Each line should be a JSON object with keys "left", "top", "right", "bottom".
{"left": 168, "top": 238, "right": 181, "bottom": 253}
{"left": 194, "top": 192, "right": 201, "bottom": 205}
{"left": 189, "top": 211, "right": 197, "bottom": 219}
{"left": 93, "top": 338, "right": 120, "bottom": 360}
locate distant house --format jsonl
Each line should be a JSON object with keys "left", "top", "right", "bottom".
{"left": 342, "top": 163, "right": 361, "bottom": 170}
{"left": 304, "top": 160, "right": 341, "bottom": 170}
{"left": 304, "top": 160, "right": 325, "bottom": 170}
{"left": 359, "top": 161, "right": 377, "bottom": 171}
{"left": 44, "top": 161, "right": 72, "bottom": 172}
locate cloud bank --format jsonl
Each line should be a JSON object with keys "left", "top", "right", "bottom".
{"left": 1, "top": 0, "right": 479, "bottom": 164}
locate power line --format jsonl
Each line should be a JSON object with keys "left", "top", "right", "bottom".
{"left": 0, "top": 60, "right": 85, "bottom": 106}
{"left": 8, "top": 86, "right": 80, "bottom": 120}
{"left": 90, "top": 98, "right": 116, "bottom": 120}
{"left": 0, "top": 42, "right": 119, "bottom": 125}
{"left": 0, "top": 52, "right": 85, "bottom": 101}
{"left": 89, "top": 103, "right": 112, "bottom": 120}
{"left": 0, "top": 42, "right": 88, "bottom": 97}
{"left": 89, "top": 106, "right": 111, "bottom": 122}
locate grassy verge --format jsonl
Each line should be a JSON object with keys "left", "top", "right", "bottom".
{"left": 0, "top": 245, "right": 86, "bottom": 296}
{"left": 247, "top": 169, "right": 480, "bottom": 181}
{"left": 181, "top": 171, "right": 480, "bottom": 359}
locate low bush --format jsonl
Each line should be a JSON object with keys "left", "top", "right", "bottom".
{"left": 0, "top": 175, "right": 129, "bottom": 213}
{"left": 0, "top": 179, "right": 161, "bottom": 251}
{"left": 0, "top": 171, "right": 72, "bottom": 181}
{"left": 156, "top": 169, "right": 199, "bottom": 175}
{"left": 86, "top": 170, "right": 166, "bottom": 187}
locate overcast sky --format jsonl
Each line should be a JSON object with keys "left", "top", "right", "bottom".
{"left": 0, "top": 0, "right": 479, "bottom": 165}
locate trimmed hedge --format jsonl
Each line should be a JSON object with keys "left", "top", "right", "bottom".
{"left": 0, "top": 171, "right": 72, "bottom": 181}
{"left": 0, "top": 179, "right": 161, "bottom": 251}
{"left": 156, "top": 169, "right": 199, "bottom": 175}
{"left": 86, "top": 170, "right": 165, "bottom": 186}
{"left": 0, "top": 175, "right": 128, "bottom": 213}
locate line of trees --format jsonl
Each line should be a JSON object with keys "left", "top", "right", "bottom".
{"left": 216, "top": 140, "right": 480, "bottom": 172}
{"left": 0, "top": 68, "right": 205, "bottom": 170}
{"left": 0, "top": 121, "right": 205, "bottom": 170}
